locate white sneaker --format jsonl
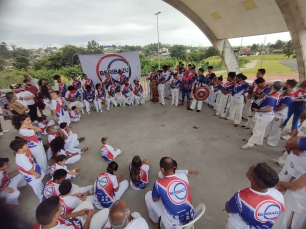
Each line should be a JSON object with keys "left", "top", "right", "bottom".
{"left": 282, "top": 135, "right": 290, "bottom": 140}
{"left": 100, "top": 110, "right": 103, "bottom": 113}
{"left": 106, "top": 107, "right": 110, "bottom": 111}
{"left": 96, "top": 110, "right": 99, "bottom": 113}
{"left": 171, "top": 103, "right": 174, "bottom": 105}
{"left": 241, "top": 144, "right": 252, "bottom": 149}
{"left": 0, "top": 132, "right": 3, "bottom": 136}
{"left": 1, "top": 130, "right": 9, "bottom": 134}
{"left": 87, "top": 112, "right": 90, "bottom": 115}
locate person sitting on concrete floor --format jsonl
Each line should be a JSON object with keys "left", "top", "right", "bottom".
{"left": 225, "top": 163, "right": 285, "bottom": 229}
{"left": 104, "top": 199, "right": 149, "bottom": 229}
{"left": 273, "top": 172, "right": 306, "bottom": 229}
{"left": 59, "top": 122, "right": 85, "bottom": 150}
{"left": 36, "top": 196, "right": 109, "bottom": 229}
{"left": 101, "top": 136, "right": 123, "bottom": 162}
{"left": 129, "top": 155, "right": 151, "bottom": 190}
{"left": 241, "top": 81, "right": 282, "bottom": 149}
{"left": 145, "top": 157, "right": 195, "bottom": 229}
{"left": 83, "top": 85, "right": 98, "bottom": 115}
{"left": 49, "top": 155, "right": 80, "bottom": 179}
{"left": 121, "top": 79, "right": 134, "bottom": 106}
{"left": 270, "top": 111, "right": 306, "bottom": 167}
{"left": 65, "top": 85, "right": 84, "bottom": 111}
{"left": 133, "top": 79, "right": 146, "bottom": 105}
{"left": 108, "top": 81, "right": 124, "bottom": 107}
{"left": 69, "top": 106, "right": 81, "bottom": 123}
{"left": 94, "top": 161, "right": 128, "bottom": 209}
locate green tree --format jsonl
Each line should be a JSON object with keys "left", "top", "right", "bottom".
{"left": 13, "top": 55, "right": 29, "bottom": 69}
{"left": 0, "top": 56, "right": 7, "bottom": 71}
{"left": 0, "top": 42, "right": 8, "bottom": 51}
{"left": 12, "top": 48, "right": 30, "bottom": 58}
{"left": 87, "top": 40, "right": 104, "bottom": 54}
{"left": 271, "top": 40, "right": 285, "bottom": 49}
{"left": 251, "top": 43, "right": 259, "bottom": 51}
{"left": 169, "top": 45, "right": 187, "bottom": 60}
{"left": 283, "top": 40, "right": 294, "bottom": 58}
{"left": 204, "top": 46, "right": 218, "bottom": 59}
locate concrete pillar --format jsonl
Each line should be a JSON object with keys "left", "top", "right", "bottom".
{"left": 276, "top": 0, "right": 306, "bottom": 81}
{"left": 163, "top": 0, "right": 241, "bottom": 73}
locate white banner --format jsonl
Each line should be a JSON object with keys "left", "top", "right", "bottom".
{"left": 78, "top": 51, "right": 141, "bottom": 85}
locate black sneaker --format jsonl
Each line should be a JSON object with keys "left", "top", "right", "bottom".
{"left": 187, "top": 107, "right": 192, "bottom": 111}
{"left": 241, "top": 125, "right": 246, "bottom": 128}
{"left": 78, "top": 137, "right": 85, "bottom": 143}
{"left": 196, "top": 110, "right": 200, "bottom": 112}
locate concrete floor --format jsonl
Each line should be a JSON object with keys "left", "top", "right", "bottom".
{"left": 0, "top": 101, "right": 288, "bottom": 228}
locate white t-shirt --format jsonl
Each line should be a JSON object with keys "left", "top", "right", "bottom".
{"left": 286, "top": 151, "right": 306, "bottom": 178}
{"left": 104, "top": 212, "right": 149, "bottom": 229}
{"left": 46, "top": 218, "right": 83, "bottom": 229}
{"left": 48, "top": 134, "right": 56, "bottom": 146}
{"left": 284, "top": 185, "right": 306, "bottom": 213}
{"left": 70, "top": 110, "right": 79, "bottom": 118}
{"left": 60, "top": 195, "right": 82, "bottom": 215}
{"left": 130, "top": 164, "right": 150, "bottom": 190}
{"left": 44, "top": 98, "right": 53, "bottom": 110}
{"left": 49, "top": 163, "right": 68, "bottom": 177}
{"left": 0, "top": 170, "right": 10, "bottom": 188}
{"left": 15, "top": 152, "right": 44, "bottom": 185}
{"left": 17, "top": 91, "right": 35, "bottom": 105}
{"left": 19, "top": 128, "right": 42, "bottom": 148}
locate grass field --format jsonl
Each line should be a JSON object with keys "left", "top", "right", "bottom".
{"left": 242, "top": 60, "right": 295, "bottom": 76}
{"left": 241, "top": 53, "right": 291, "bottom": 61}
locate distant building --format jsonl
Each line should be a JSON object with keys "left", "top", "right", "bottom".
{"left": 159, "top": 47, "right": 168, "bottom": 53}
{"left": 272, "top": 49, "right": 283, "bottom": 53}
{"left": 104, "top": 46, "right": 115, "bottom": 50}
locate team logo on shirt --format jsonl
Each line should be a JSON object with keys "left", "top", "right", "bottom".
{"left": 61, "top": 204, "right": 66, "bottom": 215}
{"left": 97, "top": 176, "right": 108, "bottom": 189}
{"left": 44, "top": 187, "right": 54, "bottom": 197}
{"left": 101, "top": 149, "right": 108, "bottom": 156}
{"left": 167, "top": 180, "right": 187, "bottom": 205}
{"left": 290, "top": 162, "right": 294, "bottom": 168}
{"left": 255, "top": 200, "right": 282, "bottom": 223}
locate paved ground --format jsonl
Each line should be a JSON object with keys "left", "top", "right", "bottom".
{"left": 282, "top": 59, "right": 299, "bottom": 72}
{"left": 0, "top": 101, "right": 290, "bottom": 228}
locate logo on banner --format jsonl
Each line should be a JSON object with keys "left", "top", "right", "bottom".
{"left": 96, "top": 54, "right": 131, "bottom": 82}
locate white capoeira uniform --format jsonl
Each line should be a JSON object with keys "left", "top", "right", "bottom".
{"left": 19, "top": 128, "right": 48, "bottom": 174}
{"left": 83, "top": 89, "right": 98, "bottom": 112}
{"left": 170, "top": 78, "right": 181, "bottom": 106}
{"left": 177, "top": 72, "right": 184, "bottom": 100}
{"left": 0, "top": 171, "right": 27, "bottom": 205}
{"left": 121, "top": 84, "right": 134, "bottom": 105}
{"left": 15, "top": 151, "right": 44, "bottom": 199}
{"left": 49, "top": 163, "right": 76, "bottom": 180}
{"left": 108, "top": 84, "right": 124, "bottom": 107}
{"left": 163, "top": 70, "right": 171, "bottom": 98}
{"left": 190, "top": 75, "right": 206, "bottom": 111}
{"left": 51, "top": 99, "right": 64, "bottom": 124}
{"left": 212, "top": 83, "right": 223, "bottom": 109}
{"left": 62, "top": 129, "right": 79, "bottom": 148}
{"left": 216, "top": 81, "right": 234, "bottom": 118}
{"left": 133, "top": 84, "right": 146, "bottom": 105}
{"left": 101, "top": 144, "right": 122, "bottom": 162}
{"left": 158, "top": 75, "right": 166, "bottom": 105}
{"left": 57, "top": 97, "right": 71, "bottom": 125}
{"left": 56, "top": 149, "right": 81, "bottom": 164}
{"left": 69, "top": 110, "right": 81, "bottom": 123}
{"left": 95, "top": 89, "right": 110, "bottom": 111}
{"left": 65, "top": 90, "right": 84, "bottom": 110}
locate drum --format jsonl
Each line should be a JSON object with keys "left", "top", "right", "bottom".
{"left": 150, "top": 80, "right": 159, "bottom": 102}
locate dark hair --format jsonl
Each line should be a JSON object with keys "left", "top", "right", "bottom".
{"left": 255, "top": 78, "right": 265, "bottom": 84}
{"left": 198, "top": 68, "right": 204, "bottom": 73}
{"left": 209, "top": 73, "right": 216, "bottom": 81}
{"left": 286, "top": 79, "right": 297, "bottom": 88}
{"left": 173, "top": 159, "right": 178, "bottom": 172}
{"left": 228, "top": 72, "right": 236, "bottom": 78}
{"left": 107, "top": 161, "right": 118, "bottom": 175}
{"left": 67, "top": 86, "right": 75, "bottom": 91}
{"left": 53, "top": 169, "right": 67, "bottom": 181}
{"left": 158, "top": 70, "right": 163, "bottom": 74}
{"left": 9, "top": 139, "right": 28, "bottom": 152}
{"left": 208, "top": 66, "right": 213, "bottom": 69}
{"left": 258, "top": 68, "right": 266, "bottom": 75}
{"left": 86, "top": 85, "right": 91, "bottom": 90}
{"left": 12, "top": 114, "right": 29, "bottom": 130}
{"left": 38, "top": 79, "right": 45, "bottom": 86}
{"left": 71, "top": 75, "right": 76, "bottom": 79}
{"left": 37, "top": 116, "right": 46, "bottom": 122}
{"left": 71, "top": 106, "right": 77, "bottom": 110}
{"left": 59, "top": 180, "right": 72, "bottom": 195}
{"left": 236, "top": 73, "right": 247, "bottom": 81}
{"left": 96, "top": 83, "right": 101, "bottom": 90}
{"left": 53, "top": 74, "right": 61, "bottom": 80}
{"left": 187, "top": 64, "right": 192, "bottom": 67}
{"left": 151, "top": 67, "right": 155, "bottom": 70}
{"left": 41, "top": 85, "right": 51, "bottom": 100}
{"left": 0, "top": 158, "right": 9, "bottom": 167}
{"left": 23, "top": 79, "right": 30, "bottom": 84}
{"left": 50, "top": 137, "right": 65, "bottom": 155}
{"left": 55, "top": 90, "right": 60, "bottom": 95}
{"left": 130, "top": 156, "right": 142, "bottom": 185}
{"left": 36, "top": 196, "right": 60, "bottom": 225}
{"left": 118, "top": 70, "right": 122, "bottom": 74}
{"left": 162, "top": 65, "right": 168, "bottom": 71}
{"left": 271, "top": 81, "right": 282, "bottom": 91}
{"left": 178, "top": 62, "right": 182, "bottom": 65}
{"left": 191, "top": 66, "right": 195, "bottom": 70}
{"left": 217, "top": 76, "right": 223, "bottom": 81}
{"left": 59, "top": 122, "right": 67, "bottom": 129}
{"left": 252, "top": 163, "right": 279, "bottom": 189}
{"left": 55, "top": 155, "right": 67, "bottom": 163}
{"left": 83, "top": 73, "right": 87, "bottom": 77}
{"left": 160, "top": 157, "right": 174, "bottom": 173}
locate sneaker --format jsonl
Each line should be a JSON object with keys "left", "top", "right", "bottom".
{"left": 282, "top": 135, "right": 290, "bottom": 140}
{"left": 119, "top": 149, "right": 124, "bottom": 155}
{"left": 87, "top": 112, "right": 90, "bottom": 115}
{"left": 241, "top": 144, "right": 252, "bottom": 149}
{"left": 196, "top": 110, "right": 200, "bottom": 112}
{"left": 171, "top": 103, "right": 174, "bottom": 106}
{"left": 78, "top": 137, "right": 85, "bottom": 143}
{"left": 106, "top": 107, "right": 110, "bottom": 111}
{"left": 2, "top": 130, "right": 9, "bottom": 133}
{"left": 269, "top": 158, "right": 280, "bottom": 165}
{"left": 187, "top": 107, "right": 192, "bottom": 111}
{"left": 255, "top": 143, "right": 262, "bottom": 146}
{"left": 96, "top": 110, "right": 99, "bottom": 113}
{"left": 0, "top": 132, "right": 3, "bottom": 136}
{"left": 100, "top": 110, "right": 103, "bottom": 113}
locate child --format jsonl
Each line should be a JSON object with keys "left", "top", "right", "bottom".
{"left": 50, "top": 137, "right": 82, "bottom": 164}
{"left": 213, "top": 76, "right": 224, "bottom": 112}
{"left": 9, "top": 138, "right": 44, "bottom": 199}
{"left": 94, "top": 161, "right": 128, "bottom": 209}
{"left": 12, "top": 114, "right": 48, "bottom": 174}
{"left": 50, "top": 91, "right": 64, "bottom": 124}
{"left": 157, "top": 70, "right": 166, "bottom": 106}
{"left": 121, "top": 79, "right": 134, "bottom": 106}
{"left": 41, "top": 169, "right": 67, "bottom": 201}
{"left": 55, "top": 90, "right": 71, "bottom": 125}
{"left": 83, "top": 85, "right": 98, "bottom": 114}
{"left": 133, "top": 79, "right": 146, "bottom": 105}
{"left": 101, "top": 136, "right": 123, "bottom": 162}
{"left": 95, "top": 83, "right": 110, "bottom": 112}
{"left": 157, "top": 159, "right": 199, "bottom": 179}
{"left": 59, "top": 122, "right": 85, "bottom": 149}
{"left": 189, "top": 68, "right": 207, "bottom": 112}
{"left": 129, "top": 156, "right": 151, "bottom": 190}
{"left": 108, "top": 81, "right": 124, "bottom": 107}
{"left": 170, "top": 72, "right": 181, "bottom": 106}
{"left": 0, "top": 157, "right": 27, "bottom": 206}
{"left": 37, "top": 116, "right": 48, "bottom": 135}
{"left": 208, "top": 73, "right": 217, "bottom": 107}
{"left": 180, "top": 69, "right": 193, "bottom": 107}
{"left": 70, "top": 106, "right": 81, "bottom": 123}
{"left": 59, "top": 180, "right": 94, "bottom": 217}
{"left": 49, "top": 155, "right": 80, "bottom": 179}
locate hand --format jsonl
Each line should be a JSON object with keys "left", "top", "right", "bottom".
{"left": 34, "top": 173, "right": 41, "bottom": 179}
{"left": 86, "top": 209, "right": 94, "bottom": 219}
{"left": 117, "top": 174, "right": 124, "bottom": 182}
{"left": 292, "top": 148, "right": 302, "bottom": 156}
{"left": 253, "top": 109, "right": 258, "bottom": 112}
{"left": 5, "top": 187, "right": 14, "bottom": 193}
{"left": 75, "top": 167, "right": 81, "bottom": 171}
{"left": 114, "top": 148, "right": 117, "bottom": 151}
{"left": 73, "top": 193, "right": 84, "bottom": 198}
{"left": 56, "top": 117, "right": 59, "bottom": 121}
{"left": 142, "top": 159, "right": 149, "bottom": 164}
{"left": 276, "top": 184, "right": 286, "bottom": 193}
{"left": 193, "top": 170, "right": 199, "bottom": 175}
{"left": 79, "top": 208, "right": 89, "bottom": 216}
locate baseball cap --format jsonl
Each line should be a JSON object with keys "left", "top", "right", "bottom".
{"left": 10, "top": 84, "right": 21, "bottom": 89}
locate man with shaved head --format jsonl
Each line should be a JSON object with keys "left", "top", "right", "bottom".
{"left": 104, "top": 199, "right": 148, "bottom": 229}
{"left": 145, "top": 157, "right": 195, "bottom": 229}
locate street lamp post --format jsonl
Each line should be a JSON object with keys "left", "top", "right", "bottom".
{"left": 154, "top": 12, "right": 161, "bottom": 69}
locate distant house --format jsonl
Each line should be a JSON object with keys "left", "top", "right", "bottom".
{"left": 272, "top": 49, "right": 283, "bottom": 53}
{"left": 159, "top": 48, "right": 168, "bottom": 53}
{"left": 161, "top": 52, "right": 171, "bottom": 58}
{"left": 104, "top": 46, "right": 115, "bottom": 50}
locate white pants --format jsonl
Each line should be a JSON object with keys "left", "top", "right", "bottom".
{"left": 84, "top": 100, "right": 98, "bottom": 112}
{"left": 93, "top": 180, "right": 129, "bottom": 209}
{"left": 112, "top": 149, "right": 122, "bottom": 161}
{"left": 272, "top": 206, "right": 306, "bottom": 229}
{"left": 247, "top": 118, "right": 271, "bottom": 147}
{"left": 63, "top": 110, "right": 71, "bottom": 125}
{"left": 68, "top": 101, "right": 84, "bottom": 110}
{"left": 30, "top": 181, "right": 44, "bottom": 200}
{"left": 71, "top": 117, "right": 80, "bottom": 123}
{"left": 228, "top": 97, "right": 244, "bottom": 125}
{"left": 214, "top": 93, "right": 222, "bottom": 110}
{"left": 158, "top": 88, "right": 165, "bottom": 105}
{"left": 190, "top": 99, "right": 203, "bottom": 110}
{"left": 96, "top": 98, "right": 110, "bottom": 110}
{"left": 217, "top": 94, "right": 231, "bottom": 118}
{"left": 0, "top": 174, "right": 27, "bottom": 205}
{"left": 66, "top": 154, "right": 81, "bottom": 164}
{"left": 265, "top": 118, "right": 285, "bottom": 146}
{"left": 276, "top": 151, "right": 289, "bottom": 167}
{"left": 122, "top": 93, "right": 134, "bottom": 105}
{"left": 67, "top": 133, "right": 79, "bottom": 148}
{"left": 71, "top": 184, "right": 94, "bottom": 195}
{"left": 171, "top": 90, "right": 179, "bottom": 106}
{"left": 164, "top": 81, "right": 170, "bottom": 98}
{"left": 242, "top": 98, "right": 252, "bottom": 120}
{"left": 134, "top": 93, "right": 146, "bottom": 105}
{"left": 208, "top": 86, "right": 214, "bottom": 106}
{"left": 47, "top": 147, "right": 52, "bottom": 160}
{"left": 29, "top": 142, "right": 48, "bottom": 174}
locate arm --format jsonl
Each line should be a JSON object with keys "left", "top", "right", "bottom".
{"left": 24, "top": 124, "right": 41, "bottom": 133}
{"left": 225, "top": 202, "right": 232, "bottom": 213}
{"left": 28, "top": 168, "right": 41, "bottom": 179}
{"left": 295, "top": 98, "right": 306, "bottom": 102}
{"left": 188, "top": 170, "right": 198, "bottom": 175}
{"left": 142, "top": 159, "right": 151, "bottom": 167}
{"left": 62, "top": 209, "right": 89, "bottom": 219}
{"left": 51, "top": 109, "right": 59, "bottom": 121}
{"left": 10, "top": 102, "right": 29, "bottom": 114}
{"left": 255, "top": 93, "right": 267, "bottom": 99}
{"left": 22, "top": 93, "right": 35, "bottom": 100}
{"left": 254, "top": 106, "right": 273, "bottom": 113}
{"left": 275, "top": 104, "right": 287, "bottom": 112}
{"left": 278, "top": 173, "right": 306, "bottom": 190}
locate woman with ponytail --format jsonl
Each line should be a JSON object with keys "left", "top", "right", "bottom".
{"left": 94, "top": 161, "right": 128, "bottom": 209}
{"left": 12, "top": 114, "right": 48, "bottom": 174}
{"left": 129, "top": 155, "right": 151, "bottom": 190}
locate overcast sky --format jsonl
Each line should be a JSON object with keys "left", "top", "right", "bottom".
{"left": 0, "top": 0, "right": 291, "bottom": 49}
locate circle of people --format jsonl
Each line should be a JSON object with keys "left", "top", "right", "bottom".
{"left": 1, "top": 63, "right": 306, "bottom": 229}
